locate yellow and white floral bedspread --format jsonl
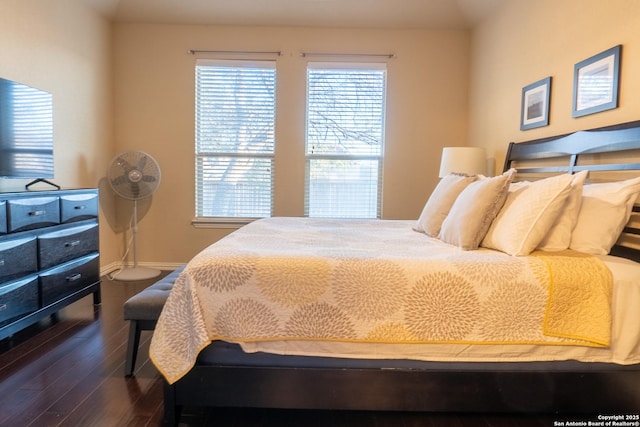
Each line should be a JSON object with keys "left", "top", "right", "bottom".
{"left": 150, "top": 217, "right": 613, "bottom": 384}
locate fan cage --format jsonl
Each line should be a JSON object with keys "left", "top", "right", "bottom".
{"left": 108, "top": 151, "right": 161, "bottom": 200}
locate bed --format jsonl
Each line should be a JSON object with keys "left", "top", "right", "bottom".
{"left": 151, "top": 120, "right": 640, "bottom": 425}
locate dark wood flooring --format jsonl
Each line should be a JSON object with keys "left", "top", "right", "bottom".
{"left": 0, "top": 272, "right": 596, "bottom": 426}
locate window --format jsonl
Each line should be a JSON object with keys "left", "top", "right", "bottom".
{"left": 195, "top": 59, "right": 276, "bottom": 219}
{"left": 305, "top": 63, "right": 386, "bottom": 218}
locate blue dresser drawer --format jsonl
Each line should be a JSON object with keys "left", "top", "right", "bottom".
{"left": 39, "top": 253, "right": 100, "bottom": 306}
{"left": 0, "top": 275, "right": 39, "bottom": 325}
{"left": 0, "top": 237, "right": 38, "bottom": 282}
{"left": 60, "top": 193, "right": 99, "bottom": 223}
{"left": 38, "top": 224, "right": 99, "bottom": 270}
{"left": 0, "top": 201, "right": 6, "bottom": 235}
{"left": 7, "top": 197, "right": 60, "bottom": 232}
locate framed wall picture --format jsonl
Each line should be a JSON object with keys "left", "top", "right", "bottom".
{"left": 520, "top": 76, "right": 551, "bottom": 131}
{"left": 572, "top": 45, "right": 621, "bottom": 118}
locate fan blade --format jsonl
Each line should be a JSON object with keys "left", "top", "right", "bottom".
{"left": 111, "top": 175, "right": 128, "bottom": 186}
{"left": 131, "top": 182, "right": 140, "bottom": 199}
{"left": 137, "top": 155, "right": 148, "bottom": 170}
{"left": 116, "top": 157, "right": 132, "bottom": 171}
{"left": 141, "top": 175, "right": 156, "bottom": 182}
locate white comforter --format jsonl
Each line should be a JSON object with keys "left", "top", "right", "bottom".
{"left": 150, "top": 218, "right": 640, "bottom": 384}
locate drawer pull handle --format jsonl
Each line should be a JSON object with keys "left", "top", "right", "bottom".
{"left": 0, "top": 304, "right": 6, "bottom": 312}
{"left": 66, "top": 273, "right": 82, "bottom": 282}
{"left": 74, "top": 205, "right": 87, "bottom": 210}
{"left": 65, "top": 240, "right": 81, "bottom": 248}
{"left": 29, "top": 210, "right": 46, "bottom": 216}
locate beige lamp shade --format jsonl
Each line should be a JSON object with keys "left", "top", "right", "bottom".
{"left": 438, "top": 147, "right": 487, "bottom": 177}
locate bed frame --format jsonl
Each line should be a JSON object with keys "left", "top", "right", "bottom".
{"left": 163, "top": 121, "right": 640, "bottom": 425}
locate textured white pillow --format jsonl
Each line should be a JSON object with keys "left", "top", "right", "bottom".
{"left": 414, "top": 173, "right": 477, "bottom": 237}
{"left": 537, "top": 170, "right": 589, "bottom": 251}
{"left": 570, "top": 177, "right": 640, "bottom": 255}
{"left": 439, "top": 169, "right": 515, "bottom": 250}
{"left": 481, "top": 173, "right": 575, "bottom": 256}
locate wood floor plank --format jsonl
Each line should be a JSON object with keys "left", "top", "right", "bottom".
{"left": 0, "top": 326, "right": 86, "bottom": 391}
{"left": 28, "top": 341, "right": 153, "bottom": 425}
{"left": 120, "top": 376, "right": 165, "bottom": 426}
{"left": 0, "top": 316, "right": 83, "bottom": 366}
{"left": 0, "top": 329, "right": 100, "bottom": 425}
{"left": 1, "top": 325, "right": 111, "bottom": 425}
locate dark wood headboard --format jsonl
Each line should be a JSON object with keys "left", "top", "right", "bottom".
{"left": 504, "top": 120, "right": 640, "bottom": 174}
{"left": 503, "top": 120, "right": 640, "bottom": 262}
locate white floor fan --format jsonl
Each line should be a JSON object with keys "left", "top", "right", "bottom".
{"left": 108, "top": 150, "right": 162, "bottom": 281}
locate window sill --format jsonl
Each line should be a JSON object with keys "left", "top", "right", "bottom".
{"left": 191, "top": 217, "right": 258, "bottom": 229}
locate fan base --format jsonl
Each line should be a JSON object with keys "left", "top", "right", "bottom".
{"left": 112, "top": 266, "right": 162, "bottom": 282}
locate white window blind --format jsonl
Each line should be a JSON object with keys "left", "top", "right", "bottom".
{"left": 195, "top": 59, "right": 276, "bottom": 219}
{"left": 305, "top": 63, "right": 386, "bottom": 218}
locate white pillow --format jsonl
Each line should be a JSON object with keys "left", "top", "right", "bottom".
{"left": 414, "top": 173, "right": 477, "bottom": 237}
{"left": 481, "top": 173, "right": 575, "bottom": 256}
{"left": 537, "top": 170, "right": 589, "bottom": 251}
{"left": 508, "top": 181, "right": 531, "bottom": 191}
{"left": 570, "top": 177, "right": 640, "bottom": 255}
{"left": 439, "top": 169, "right": 515, "bottom": 250}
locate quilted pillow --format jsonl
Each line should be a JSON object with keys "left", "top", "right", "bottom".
{"left": 481, "top": 172, "right": 575, "bottom": 256}
{"left": 537, "top": 170, "right": 589, "bottom": 251}
{"left": 570, "top": 177, "right": 640, "bottom": 255}
{"left": 438, "top": 169, "right": 515, "bottom": 250}
{"left": 414, "top": 173, "right": 477, "bottom": 237}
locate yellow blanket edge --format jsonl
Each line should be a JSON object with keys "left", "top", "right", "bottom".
{"left": 535, "top": 251, "right": 612, "bottom": 347}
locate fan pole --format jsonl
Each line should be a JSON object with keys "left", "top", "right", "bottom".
{"left": 131, "top": 198, "right": 141, "bottom": 267}
{"left": 112, "top": 199, "right": 161, "bottom": 281}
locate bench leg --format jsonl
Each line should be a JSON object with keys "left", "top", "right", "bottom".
{"left": 125, "top": 320, "right": 141, "bottom": 377}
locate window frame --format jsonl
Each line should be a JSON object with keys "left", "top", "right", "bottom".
{"left": 193, "top": 58, "right": 277, "bottom": 227}
{"left": 304, "top": 62, "right": 387, "bottom": 219}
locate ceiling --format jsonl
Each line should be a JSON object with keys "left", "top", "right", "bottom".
{"left": 83, "top": 0, "right": 504, "bottom": 29}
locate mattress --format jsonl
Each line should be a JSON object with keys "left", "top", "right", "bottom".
{"left": 150, "top": 218, "right": 640, "bottom": 384}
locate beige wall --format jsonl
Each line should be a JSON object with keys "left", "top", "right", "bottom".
{"left": 112, "top": 24, "right": 470, "bottom": 264}
{"left": 12, "top": 1, "right": 636, "bottom": 268}
{"left": 469, "top": 0, "right": 640, "bottom": 173}
{"left": 0, "top": 0, "right": 117, "bottom": 269}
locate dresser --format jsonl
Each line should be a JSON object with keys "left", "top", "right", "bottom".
{"left": 0, "top": 188, "right": 101, "bottom": 341}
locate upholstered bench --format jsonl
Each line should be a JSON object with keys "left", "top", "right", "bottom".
{"left": 123, "top": 265, "right": 185, "bottom": 376}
